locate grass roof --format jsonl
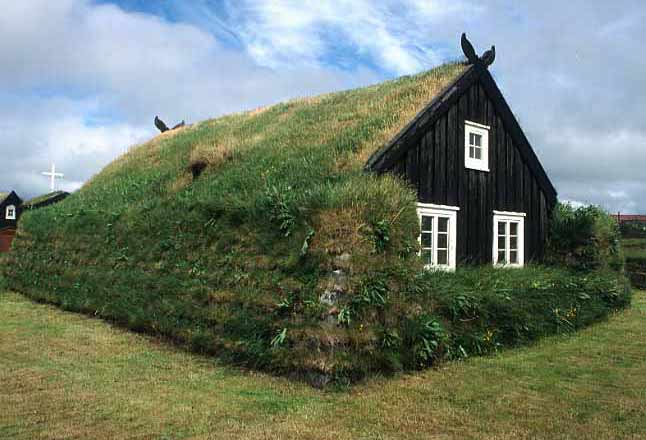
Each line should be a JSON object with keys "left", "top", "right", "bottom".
{"left": 0, "top": 192, "right": 8, "bottom": 204}
{"left": 101, "top": 61, "right": 466, "bottom": 187}
{"left": 22, "top": 191, "right": 69, "bottom": 208}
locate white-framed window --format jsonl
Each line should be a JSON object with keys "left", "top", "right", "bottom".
{"left": 464, "top": 120, "right": 490, "bottom": 172}
{"left": 5, "top": 205, "right": 16, "bottom": 220}
{"left": 492, "top": 211, "right": 525, "bottom": 267}
{"left": 417, "top": 203, "right": 459, "bottom": 271}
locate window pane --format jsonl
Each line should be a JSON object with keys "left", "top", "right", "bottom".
{"left": 510, "top": 236, "right": 518, "bottom": 250}
{"left": 474, "top": 147, "right": 481, "bottom": 159}
{"left": 510, "top": 222, "right": 518, "bottom": 236}
{"left": 437, "top": 233, "right": 448, "bottom": 249}
{"left": 510, "top": 251, "right": 518, "bottom": 264}
{"left": 421, "top": 216, "right": 433, "bottom": 232}
{"left": 437, "top": 250, "right": 448, "bottom": 265}
{"left": 498, "top": 221, "right": 506, "bottom": 235}
{"left": 438, "top": 217, "right": 449, "bottom": 233}
{"left": 469, "top": 146, "right": 475, "bottom": 158}
{"left": 498, "top": 251, "right": 506, "bottom": 264}
{"left": 470, "top": 132, "right": 482, "bottom": 147}
{"left": 497, "top": 236, "right": 505, "bottom": 250}
{"left": 421, "top": 232, "right": 432, "bottom": 248}
{"left": 422, "top": 249, "right": 433, "bottom": 265}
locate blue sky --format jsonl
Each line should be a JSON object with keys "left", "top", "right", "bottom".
{"left": 1, "top": 0, "right": 645, "bottom": 213}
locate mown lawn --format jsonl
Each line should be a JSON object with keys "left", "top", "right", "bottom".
{"left": 1, "top": 290, "right": 645, "bottom": 440}
{"left": 624, "top": 238, "right": 646, "bottom": 259}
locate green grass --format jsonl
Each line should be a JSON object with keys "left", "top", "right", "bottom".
{"left": 623, "top": 238, "right": 646, "bottom": 288}
{"left": 21, "top": 190, "right": 68, "bottom": 208}
{"left": 623, "top": 238, "right": 646, "bottom": 259}
{"left": 3, "top": 61, "right": 629, "bottom": 381}
{"left": 6, "top": 63, "right": 469, "bottom": 380}
{"left": 1, "top": 289, "right": 644, "bottom": 439}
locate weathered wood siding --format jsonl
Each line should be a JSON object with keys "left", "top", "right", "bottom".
{"left": 0, "top": 229, "right": 16, "bottom": 253}
{"left": 389, "top": 80, "right": 552, "bottom": 264}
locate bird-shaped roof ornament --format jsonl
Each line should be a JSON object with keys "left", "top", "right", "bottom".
{"left": 154, "top": 116, "right": 186, "bottom": 133}
{"left": 461, "top": 33, "right": 495, "bottom": 68}
{"left": 154, "top": 116, "right": 169, "bottom": 133}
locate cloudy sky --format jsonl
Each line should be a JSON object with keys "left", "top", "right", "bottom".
{"left": 1, "top": 1, "right": 645, "bottom": 212}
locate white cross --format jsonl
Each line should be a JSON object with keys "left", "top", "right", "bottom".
{"left": 41, "top": 163, "right": 64, "bottom": 191}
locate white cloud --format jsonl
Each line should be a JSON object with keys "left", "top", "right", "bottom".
{"left": 2, "top": 0, "right": 646, "bottom": 215}
{"left": 225, "top": 0, "right": 478, "bottom": 75}
{"left": 0, "top": 0, "right": 380, "bottom": 197}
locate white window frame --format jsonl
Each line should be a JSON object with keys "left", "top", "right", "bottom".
{"left": 417, "top": 203, "right": 459, "bottom": 271}
{"left": 5, "top": 205, "right": 16, "bottom": 220}
{"left": 492, "top": 211, "right": 526, "bottom": 268}
{"left": 464, "top": 120, "right": 490, "bottom": 172}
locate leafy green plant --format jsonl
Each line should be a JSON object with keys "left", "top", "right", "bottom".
{"left": 547, "top": 203, "right": 623, "bottom": 271}
{"left": 300, "top": 227, "right": 315, "bottom": 257}
{"left": 337, "top": 306, "right": 351, "bottom": 326}
{"left": 450, "top": 294, "right": 480, "bottom": 321}
{"left": 354, "top": 277, "right": 388, "bottom": 309}
{"left": 379, "top": 328, "right": 401, "bottom": 349}
{"left": 402, "top": 315, "right": 447, "bottom": 368}
{"left": 271, "top": 328, "right": 288, "bottom": 348}
{"left": 264, "top": 185, "right": 298, "bottom": 237}
{"left": 372, "top": 219, "right": 391, "bottom": 253}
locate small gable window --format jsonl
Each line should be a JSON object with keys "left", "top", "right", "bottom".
{"left": 493, "top": 211, "right": 525, "bottom": 267}
{"left": 6, "top": 205, "right": 16, "bottom": 220}
{"left": 465, "top": 121, "right": 490, "bottom": 172}
{"left": 417, "top": 203, "right": 459, "bottom": 271}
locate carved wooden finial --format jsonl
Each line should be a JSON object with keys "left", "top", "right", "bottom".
{"left": 481, "top": 46, "right": 495, "bottom": 66}
{"left": 461, "top": 33, "right": 495, "bottom": 68}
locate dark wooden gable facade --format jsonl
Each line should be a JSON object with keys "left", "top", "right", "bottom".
{"left": 0, "top": 191, "right": 22, "bottom": 253}
{"left": 366, "top": 36, "right": 557, "bottom": 265}
{"left": 0, "top": 191, "right": 22, "bottom": 231}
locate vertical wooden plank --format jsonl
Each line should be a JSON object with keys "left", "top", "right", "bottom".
{"left": 484, "top": 90, "right": 495, "bottom": 262}
{"left": 434, "top": 115, "right": 447, "bottom": 205}
{"left": 447, "top": 104, "right": 458, "bottom": 206}
{"left": 465, "top": 84, "right": 478, "bottom": 262}
{"left": 478, "top": 84, "right": 487, "bottom": 125}
{"left": 496, "top": 114, "right": 506, "bottom": 208}
{"left": 516, "top": 148, "right": 523, "bottom": 210}
{"left": 535, "top": 180, "right": 543, "bottom": 260}
{"left": 469, "top": 171, "right": 477, "bottom": 262}
{"left": 465, "top": 171, "right": 473, "bottom": 261}
{"left": 469, "top": 82, "right": 479, "bottom": 122}
{"left": 405, "top": 143, "right": 420, "bottom": 198}
{"left": 506, "top": 133, "right": 515, "bottom": 211}
{"left": 456, "top": 91, "right": 468, "bottom": 262}
{"left": 417, "top": 132, "right": 429, "bottom": 201}
{"left": 523, "top": 163, "right": 532, "bottom": 260}
{"left": 539, "top": 191, "right": 547, "bottom": 259}
{"left": 431, "top": 118, "right": 442, "bottom": 203}
{"left": 478, "top": 171, "right": 487, "bottom": 262}
{"left": 419, "top": 130, "right": 434, "bottom": 203}
{"left": 391, "top": 160, "right": 405, "bottom": 178}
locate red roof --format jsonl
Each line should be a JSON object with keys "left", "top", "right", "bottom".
{"left": 616, "top": 214, "right": 646, "bottom": 222}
